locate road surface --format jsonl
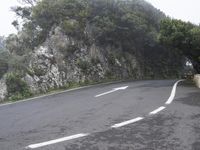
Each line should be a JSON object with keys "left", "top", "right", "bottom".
{"left": 0, "top": 80, "right": 199, "bottom": 150}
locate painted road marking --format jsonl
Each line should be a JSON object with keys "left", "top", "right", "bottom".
{"left": 95, "top": 86, "right": 128, "bottom": 97}
{"left": 26, "top": 133, "right": 89, "bottom": 149}
{"left": 24, "top": 80, "right": 183, "bottom": 149}
{"left": 165, "top": 80, "right": 184, "bottom": 105}
{"left": 111, "top": 117, "right": 144, "bottom": 128}
{"left": 0, "top": 80, "right": 125, "bottom": 107}
{"left": 149, "top": 106, "right": 166, "bottom": 115}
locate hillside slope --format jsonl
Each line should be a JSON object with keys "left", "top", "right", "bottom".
{"left": 0, "top": 0, "right": 182, "bottom": 101}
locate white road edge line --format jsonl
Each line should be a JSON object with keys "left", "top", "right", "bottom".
{"left": 26, "top": 133, "right": 89, "bottom": 149}
{"left": 111, "top": 117, "right": 144, "bottom": 128}
{"left": 165, "top": 79, "right": 184, "bottom": 105}
{"left": 149, "top": 106, "right": 166, "bottom": 115}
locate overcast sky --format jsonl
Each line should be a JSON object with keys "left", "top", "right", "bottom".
{"left": 0, "top": 0, "right": 19, "bottom": 37}
{"left": 146, "top": 0, "right": 200, "bottom": 25}
{"left": 0, "top": 0, "right": 200, "bottom": 37}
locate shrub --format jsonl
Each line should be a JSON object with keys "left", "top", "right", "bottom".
{"left": 6, "top": 72, "right": 32, "bottom": 101}
{"left": 33, "top": 66, "right": 46, "bottom": 76}
{"left": 91, "top": 57, "right": 100, "bottom": 65}
{"left": 61, "top": 20, "right": 79, "bottom": 36}
{"left": 107, "top": 53, "right": 116, "bottom": 65}
{"left": 0, "top": 51, "right": 9, "bottom": 78}
{"left": 76, "top": 59, "right": 91, "bottom": 74}
{"left": 0, "top": 60, "right": 8, "bottom": 79}
{"left": 105, "top": 70, "right": 115, "bottom": 79}
{"left": 59, "top": 44, "right": 78, "bottom": 57}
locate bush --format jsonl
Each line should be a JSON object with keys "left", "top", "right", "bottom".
{"left": 61, "top": 20, "right": 80, "bottom": 36}
{"left": 91, "top": 57, "right": 100, "bottom": 65}
{"left": 107, "top": 53, "right": 116, "bottom": 65}
{"left": 76, "top": 59, "right": 91, "bottom": 74}
{"left": 0, "top": 62, "right": 8, "bottom": 79}
{"left": 0, "top": 51, "right": 9, "bottom": 78}
{"left": 58, "top": 42, "right": 78, "bottom": 57}
{"left": 6, "top": 72, "right": 32, "bottom": 101}
{"left": 33, "top": 66, "right": 46, "bottom": 76}
{"left": 105, "top": 70, "right": 115, "bottom": 79}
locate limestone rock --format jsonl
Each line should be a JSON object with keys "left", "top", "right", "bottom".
{"left": 0, "top": 77, "right": 7, "bottom": 102}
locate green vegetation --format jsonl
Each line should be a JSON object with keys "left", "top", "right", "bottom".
{"left": 0, "top": 37, "right": 9, "bottom": 78}
{"left": 6, "top": 72, "right": 32, "bottom": 101}
{"left": 159, "top": 19, "right": 200, "bottom": 73}
{"left": 77, "top": 59, "right": 91, "bottom": 74}
{"left": 32, "top": 66, "right": 46, "bottom": 76}
{"left": 91, "top": 57, "right": 100, "bottom": 65}
{"left": 0, "top": 51, "right": 9, "bottom": 79}
{"left": 1, "top": 0, "right": 194, "bottom": 102}
{"left": 9, "top": 0, "right": 165, "bottom": 54}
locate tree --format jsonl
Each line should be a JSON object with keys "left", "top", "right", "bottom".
{"left": 17, "top": 0, "right": 38, "bottom": 6}
{"left": 159, "top": 19, "right": 200, "bottom": 73}
{"left": 0, "top": 51, "right": 9, "bottom": 78}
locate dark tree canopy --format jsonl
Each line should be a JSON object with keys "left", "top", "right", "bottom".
{"left": 9, "top": 0, "right": 165, "bottom": 50}
{"left": 5, "top": 0, "right": 183, "bottom": 79}
{"left": 159, "top": 19, "right": 200, "bottom": 73}
{"left": 17, "top": 0, "right": 37, "bottom": 6}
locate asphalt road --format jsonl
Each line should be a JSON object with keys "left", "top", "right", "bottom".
{"left": 0, "top": 80, "right": 199, "bottom": 150}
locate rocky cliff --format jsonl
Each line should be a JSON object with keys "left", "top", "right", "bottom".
{"left": 0, "top": 0, "right": 183, "bottom": 101}
{"left": 24, "top": 26, "right": 142, "bottom": 94}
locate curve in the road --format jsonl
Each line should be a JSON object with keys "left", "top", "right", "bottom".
{"left": 165, "top": 79, "right": 184, "bottom": 105}
{"left": 26, "top": 79, "right": 184, "bottom": 149}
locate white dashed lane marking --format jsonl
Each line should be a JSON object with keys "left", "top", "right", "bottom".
{"left": 149, "top": 106, "right": 166, "bottom": 115}
{"left": 26, "top": 133, "right": 89, "bottom": 149}
{"left": 111, "top": 117, "right": 144, "bottom": 128}
{"left": 25, "top": 80, "right": 184, "bottom": 149}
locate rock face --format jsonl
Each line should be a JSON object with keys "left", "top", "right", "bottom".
{"left": 24, "top": 27, "right": 141, "bottom": 93}
{"left": 18, "top": 26, "right": 181, "bottom": 95}
{"left": 0, "top": 77, "right": 7, "bottom": 102}
{"left": 0, "top": 26, "right": 182, "bottom": 101}
{"left": 0, "top": 0, "right": 186, "bottom": 102}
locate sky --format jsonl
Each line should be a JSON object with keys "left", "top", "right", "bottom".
{"left": 0, "top": 0, "right": 20, "bottom": 37}
{"left": 0, "top": 0, "right": 200, "bottom": 37}
{"left": 146, "top": 0, "right": 200, "bottom": 25}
